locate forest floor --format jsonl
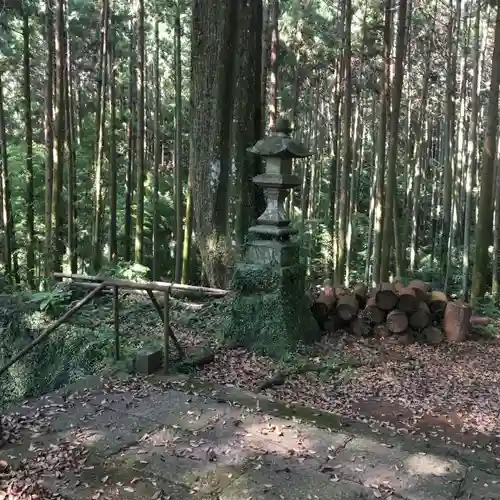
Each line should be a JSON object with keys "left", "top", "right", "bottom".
{"left": 78, "top": 290, "right": 500, "bottom": 460}
{"left": 2, "top": 290, "right": 500, "bottom": 498}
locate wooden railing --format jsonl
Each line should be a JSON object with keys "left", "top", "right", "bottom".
{"left": 0, "top": 274, "right": 228, "bottom": 377}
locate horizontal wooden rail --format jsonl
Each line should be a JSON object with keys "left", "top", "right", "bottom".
{"left": 54, "top": 273, "right": 229, "bottom": 297}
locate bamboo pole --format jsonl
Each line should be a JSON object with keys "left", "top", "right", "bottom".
{"left": 0, "top": 284, "right": 106, "bottom": 377}
{"left": 146, "top": 289, "right": 184, "bottom": 358}
{"left": 163, "top": 289, "right": 170, "bottom": 374}
{"left": 113, "top": 285, "right": 120, "bottom": 360}
{"left": 53, "top": 272, "right": 228, "bottom": 297}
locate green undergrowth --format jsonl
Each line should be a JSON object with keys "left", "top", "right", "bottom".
{"left": 0, "top": 282, "right": 238, "bottom": 410}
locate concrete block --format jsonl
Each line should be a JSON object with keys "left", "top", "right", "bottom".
{"left": 134, "top": 349, "right": 162, "bottom": 374}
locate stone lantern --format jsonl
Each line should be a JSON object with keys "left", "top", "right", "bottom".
{"left": 224, "top": 118, "right": 320, "bottom": 356}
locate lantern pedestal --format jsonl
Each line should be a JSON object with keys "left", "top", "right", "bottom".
{"left": 223, "top": 119, "right": 320, "bottom": 357}
{"left": 227, "top": 260, "right": 319, "bottom": 357}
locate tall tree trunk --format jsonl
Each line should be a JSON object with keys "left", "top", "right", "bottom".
{"left": 134, "top": 0, "right": 146, "bottom": 263}
{"left": 371, "top": 0, "right": 391, "bottom": 285}
{"left": 463, "top": 2, "right": 481, "bottom": 300}
{"left": 471, "top": 5, "right": 500, "bottom": 302}
{"left": 336, "top": 0, "right": 352, "bottom": 284}
{"left": 174, "top": 1, "right": 183, "bottom": 282}
{"left": 22, "top": 2, "right": 35, "bottom": 287}
{"left": 65, "top": 0, "right": 77, "bottom": 274}
{"left": 124, "top": 18, "right": 136, "bottom": 262}
{"left": 380, "top": 0, "right": 408, "bottom": 281}
{"left": 190, "top": 0, "right": 241, "bottom": 288}
{"left": 109, "top": 34, "right": 118, "bottom": 265}
{"left": 0, "top": 76, "right": 16, "bottom": 283}
{"left": 152, "top": 14, "right": 161, "bottom": 279}
{"left": 52, "top": 0, "right": 66, "bottom": 272}
{"left": 92, "top": 0, "right": 110, "bottom": 271}
{"left": 267, "top": 0, "right": 279, "bottom": 132}
{"left": 44, "top": 0, "right": 55, "bottom": 279}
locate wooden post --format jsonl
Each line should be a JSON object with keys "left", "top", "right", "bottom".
{"left": 146, "top": 289, "right": 184, "bottom": 358}
{"left": 163, "top": 288, "right": 170, "bottom": 374}
{"left": 0, "top": 284, "right": 106, "bottom": 377}
{"left": 113, "top": 285, "right": 120, "bottom": 360}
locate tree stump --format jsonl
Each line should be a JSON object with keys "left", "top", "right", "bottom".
{"left": 443, "top": 300, "right": 471, "bottom": 342}
{"left": 397, "top": 286, "right": 419, "bottom": 314}
{"left": 409, "top": 302, "right": 430, "bottom": 329}
{"left": 375, "top": 283, "right": 398, "bottom": 311}
{"left": 336, "top": 294, "right": 359, "bottom": 322}
{"left": 408, "top": 279, "right": 431, "bottom": 302}
{"left": 364, "top": 296, "right": 385, "bottom": 324}
{"left": 386, "top": 309, "right": 409, "bottom": 334}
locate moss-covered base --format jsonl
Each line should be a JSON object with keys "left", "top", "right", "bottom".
{"left": 223, "top": 262, "right": 320, "bottom": 357}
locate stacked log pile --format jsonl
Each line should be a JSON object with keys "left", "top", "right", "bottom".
{"left": 310, "top": 279, "right": 477, "bottom": 345}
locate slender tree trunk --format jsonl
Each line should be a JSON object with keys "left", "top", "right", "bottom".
{"left": 22, "top": 3, "right": 35, "bottom": 287}
{"left": 174, "top": 1, "right": 183, "bottom": 282}
{"left": 0, "top": 76, "right": 16, "bottom": 283}
{"left": 135, "top": 0, "right": 146, "bottom": 263}
{"left": 471, "top": 5, "right": 500, "bottom": 302}
{"left": 380, "top": 0, "right": 408, "bottom": 281}
{"left": 463, "top": 2, "right": 481, "bottom": 300}
{"left": 91, "top": 0, "right": 110, "bottom": 271}
{"left": 44, "top": 0, "right": 55, "bottom": 280}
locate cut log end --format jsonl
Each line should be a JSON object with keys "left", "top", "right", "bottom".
{"left": 375, "top": 283, "right": 398, "bottom": 311}
{"left": 386, "top": 309, "right": 409, "bottom": 334}
{"left": 409, "top": 302, "right": 430, "bottom": 330}
{"left": 336, "top": 294, "right": 359, "bottom": 322}
{"left": 397, "top": 286, "right": 419, "bottom": 314}
{"left": 408, "top": 279, "right": 431, "bottom": 302}
{"left": 423, "top": 326, "right": 443, "bottom": 345}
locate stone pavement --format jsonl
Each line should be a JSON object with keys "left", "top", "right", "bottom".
{"left": 1, "top": 375, "right": 500, "bottom": 500}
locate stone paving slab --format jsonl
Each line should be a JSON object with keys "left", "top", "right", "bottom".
{"left": 328, "top": 436, "right": 466, "bottom": 500}
{"left": 3, "top": 376, "right": 500, "bottom": 500}
{"left": 220, "top": 456, "right": 377, "bottom": 500}
{"left": 458, "top": 467, "right": 500, "bottom": 499}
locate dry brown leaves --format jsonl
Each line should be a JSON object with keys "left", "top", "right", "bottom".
{"left": 198, "top": 336, "right": 500, "bottom": 455}
{"left": 0, "top": 376, "right": 173, "bottom": 500}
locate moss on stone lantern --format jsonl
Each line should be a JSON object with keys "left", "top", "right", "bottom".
{"left": 223, "top": 118, "right": 320, "bottom": 357}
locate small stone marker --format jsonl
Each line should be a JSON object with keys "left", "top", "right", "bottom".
{"left": 134, "top": 349, "right": 163, "bottom": 374}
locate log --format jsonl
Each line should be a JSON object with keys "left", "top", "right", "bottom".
{"left": 323, "top": 314, "right": 343, "bottom": 333}
{"left": 353, "top": 283, "right": 368, "bottom": 308}
{"left": 349, "top": 317, "right": 370, "bottom": 337}
{"left": 408, "top": 279, "right": 431, "bottom": 302}
{"left": 397, "top": 287, "right": 419, "bottom": 314}
{"left": 310, "top": 283, "right": 337, "bottom": 329}
{"left": 398, "top": 330, "right": 415, "bottom": 345}
{"left": 386, "top": 309, "right": 408, "bottom": 334}
{"left": 373, "top": 324, "right": 391, "bottom": 338}
{"left": 470, "top": 316, "right": 492, "bottom": 326}
{"left": 363, "top": 297, "right": 386, "bottom": 325}
{"left": 428, "top": 290, "right": 448, "bottom": 316}
{"left": 443, "top": 300, "right": 471, "bottom": 342}
{"left": 334, "top": 285, "right": 349, "bottom": 299}
{"left": 423, "top": 326, "right": 443, "bottom": 345}
{"left": 409, "top": 302, "right": 431, "bottom": 329}
{"left": 394, "top": 281, "right": 405, "bottom": 294}
{"left": 375, "top": 283, "right": 398, "bottom": 311}
{"left": 336, "top": 294, "right": 359, "bottom": 322}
